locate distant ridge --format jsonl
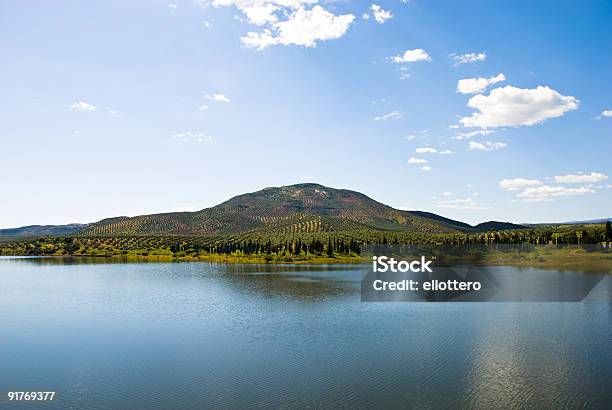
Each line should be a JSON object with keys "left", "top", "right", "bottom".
{"left": 557, "top": 218, "right": 611, "bottom": 225}
{"left": 523, "top": 218, "right": 611, "bottom": 227}
{"left": 0, "top": 224, "right": 88, "bottom": 238}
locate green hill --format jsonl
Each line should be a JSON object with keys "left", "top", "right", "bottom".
{"left": 0, "top": 224, "right": 88, "bottom": 238}
{"left": 473, "top": 221, "right": 526, "bottom": 231}
{"left": 79, "top": 183, "right": 469, "bottom": 236}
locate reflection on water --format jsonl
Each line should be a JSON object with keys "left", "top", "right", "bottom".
{"left": 215, "top": 263, "right": 363, "bottom": 300}
{"left": 0, "top": 256, "right": 365, "bottom": 300}
{"left": 0, "top": 257, "right": 611, "bottom": 409}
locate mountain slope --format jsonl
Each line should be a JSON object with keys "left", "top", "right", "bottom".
{"left": 473, "top": 221, "right": 526, "bottom": 231}
{"left": 405, "top": 211, "right": 473, "bottom": 230}
{"left": 0, "top": 224, "right": 88, "bottom": 238}
{"left": 79, "top": 184, "right": 468, "bottom": 236}
{"left": 524, "top": 218, "right": 612, "bottom": 226}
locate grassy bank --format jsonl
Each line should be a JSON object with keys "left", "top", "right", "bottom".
{"left": 481, "top": 247, "right": 612, "bottom": 273}
{"left": 110, "top": 252, "right": 363, "bottom": 265}
{"left": 2, "top": 245, "right": 610, "bottom": 273}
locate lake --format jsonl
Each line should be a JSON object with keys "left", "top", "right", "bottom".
{"left": 1, "top": 257, "right": 611, "bottom": 409}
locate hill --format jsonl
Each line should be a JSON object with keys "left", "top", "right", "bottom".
{"left": 0, "top": 224, "right": 88, "bottom": 238}
{"left": 405, "top": 211, "right": 473, "bottom": 230}
{"left": 3, "top": 184, "right": 536, "bottom": 239}
{"left": 473, "top": 221, "right": 527, "bottom": 231}
{"left": 564, "top": 218, "right": 611, "bottom": 225}
{"left": 79, "top": 184, "right": 469, "bottom": 236}
{"left": 524, "top": 218, "right": 611, "bottom": 227}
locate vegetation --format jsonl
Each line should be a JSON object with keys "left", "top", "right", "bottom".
{"left": 0, "top": 223, "right": 88, "bottom": 238}
{"left": 1, "top": 223, "right": 610, "bottom": 267}
{"left": 481, "top": 246, "right": 611, "bottom": 273}
{"left": 75, "top": 184, "right": 472, "bottom": 237}
{"left": 1, "top": 184, "right": 609, "bottom": 269}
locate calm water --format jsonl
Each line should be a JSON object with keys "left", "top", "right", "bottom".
{"left": 1, "top": 257, "right": 611, "bottom": 409}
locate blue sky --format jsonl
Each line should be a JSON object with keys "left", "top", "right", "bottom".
{"left": 1, "top": 0, "right": 611, "bottom": 228}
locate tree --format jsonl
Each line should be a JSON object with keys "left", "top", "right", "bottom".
{"left": 606, "top": 220, "right": 612, "bottom": 241}
{"left": 295, "top": 238, "right": 301, "bottom": 255}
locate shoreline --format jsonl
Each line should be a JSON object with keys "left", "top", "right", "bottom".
{"left": 2, "top": 247, "right": 610, "bottom": 273}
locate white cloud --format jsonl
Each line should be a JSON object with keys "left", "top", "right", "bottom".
{"left": 601, "top": 110, "right": 612, "bottom": 117}
{"left": 554, "top": 172, "right": 608, "bottom": 184}
{"left": 108, "top": 110, "right": 118, "bottom": 115}
{"left": 202, "top": 20, "right": 212, "bottom": 28}
{"left": 200, "top": 1, "right": 312, "bottom": 25}
{"left": 69, "top": 101, "right": 96, "bottom": 111}
{"left": 468, "top": 141, "right": 507, "bottom": 151}
{"left": 242, "top": 3, "right": 279, "bottom": 25}
{"left": 390, "top": 48, "right": 431, "bottom": 63}
{"left": 205, "top": 93, "right": 230, "bottom": 102}
{"left": 362, "top": 13, "right": 369, "bottom": 20}
{"left": 451, "top": 52, "right": 486, "bottom": 66}
{"left": 199, "top": 104, "right": 209, "bottom": 111}
{"left": 440, "top": 197, "right": 473, "bottom": 204}
{"left": 457, "top": 73, "right": 506, "bottom": 94}
{"left": 451, "top": 130, "right": 493, "bottom": 140}
{"left": 500, "top": 178, "right": 542, "bottom": 191}
{"left": 368, "top": 4, "right": 393, "bottom": 24}
{"left": 172, "top": 131, "right": 214, "bottom": 143}
{"left": 238, "top": 4, "right": 355, "bottom": 49}
{"left": 168, "top": 3, "right": 177, "bottom": 9}
{"left": 271, "top": 6, "right": 354, "bottom": 47}
{"left": 241, "top": 29, "right": 278, "bottom": 49}
{"left": 460, "top": 85, "right": 579, "bottom": 129}
{"left": 442, "top": 192, "right": 453, "bottom": 196}
{"left": 403, "top": 129, "right": 429, "bottom": 140}
{"left": 437, "top": 197, "right": 489, "bottom": 210}
{"left": 416, "top": 147, "right": 437, "bottom": 154}
{"left": 419, "top": 165, "right": 431, "bottom": 172}
{"left": 412, "top": 147, "right": 452, "bottom": 155}
{"left": 517, "top": 185, "right": 595, "bottom": 201}
{"left": 374, "top": 110, "right": 402, "bottom": 121}
{"left": 408, "top": 157, "right": 427, "bottom": 164}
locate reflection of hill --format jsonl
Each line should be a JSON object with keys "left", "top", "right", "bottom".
{"left": 7, "top": 257, "right": 364, "bottom": 300}
{"left": 213, "top": 264, "right": 363, "bottom": 300}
